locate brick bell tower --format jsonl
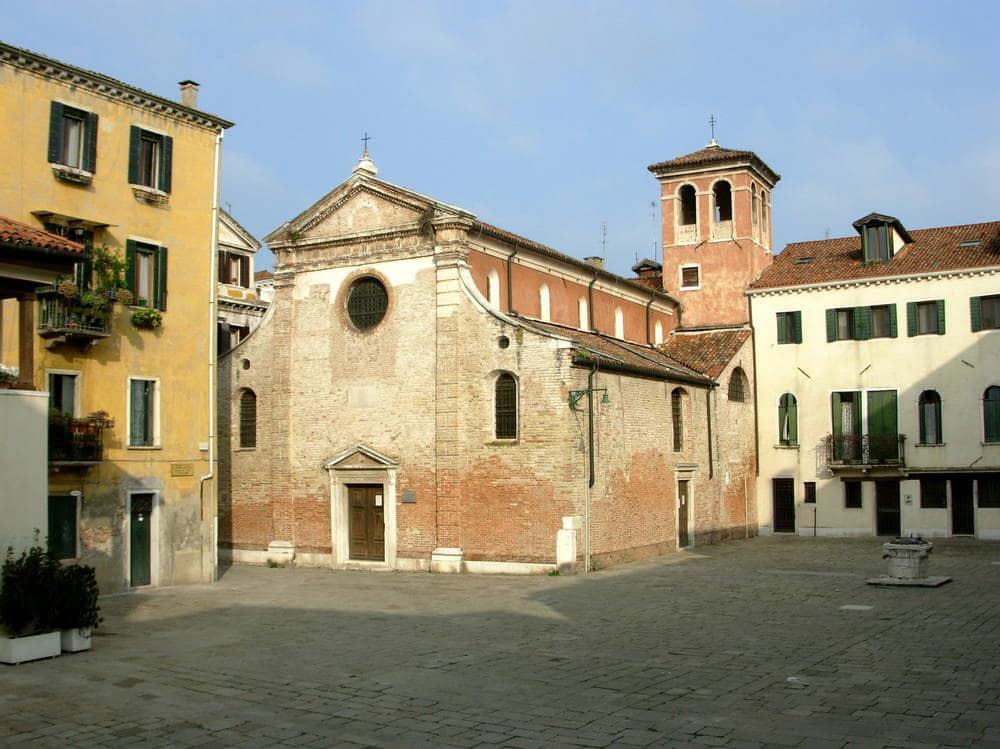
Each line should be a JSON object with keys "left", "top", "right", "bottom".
{"left": 648, "top": 138, "right": 780, "bottom": 327}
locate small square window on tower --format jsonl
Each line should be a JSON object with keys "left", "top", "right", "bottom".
{"left": 680, "top": 265, "right": 700, "bottom": 290}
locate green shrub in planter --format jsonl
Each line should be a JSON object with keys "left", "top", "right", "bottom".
{"left": 0, "top": 544, "right": 61, "bottom": 637}
{"left": 54, "top": 564, "right": 102, "bottom": 631}
{"left": 131, "top": 308, "right": 162, "bottom": 329}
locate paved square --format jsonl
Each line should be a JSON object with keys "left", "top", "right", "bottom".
{"left": 2, "top": 537, "right": 999, "bottom": 748}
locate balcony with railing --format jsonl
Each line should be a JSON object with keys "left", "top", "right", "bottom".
{"left": 49, "top": 412, "right": 114, "bottom": 466}
{"left": 823, "top": 433, "right": 907, "bottom": 470}
{"left": 37, "top": 287, "right": 111, "bottom": 342}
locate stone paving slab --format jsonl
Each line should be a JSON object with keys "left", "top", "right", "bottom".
{"left": 2, "top": 537, "right": 999, "bottom": 747}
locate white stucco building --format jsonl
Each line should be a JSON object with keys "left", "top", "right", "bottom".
{"left": 217, "top": 210, "right": 267, "bottom": 354}
{"left": 749, "top": 213, "right": 1000, "bottom": 538}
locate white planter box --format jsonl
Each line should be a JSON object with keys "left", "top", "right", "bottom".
{"left": 0, "top": 631, "right": 61, "bottom": 664}
{"left": 61, "top": 628, "right": 92, "bottom": 653}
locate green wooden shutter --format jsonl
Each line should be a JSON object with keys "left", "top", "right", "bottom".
{"left": 936, "top": 299, "right": 946, "bottom": 335}
{"left": 48, "top": 101, "right": 64, "bottom": 163}
{"left": 777, "top": 313, "right": 788, "bottom": 344}
{"left": 793, "top": 311, "right": 803, "bottom": 343}
{"left": 159, "top": 135, "right": 173, "bottom": 193}
{"left": 129, "top": 380, "right": 146, "bottom": 446}
{"left": 128, "top": 126, "right": 141, "bottom": 184}
{"left": 853, "top": 306, "right": 871, "bottom": 340}
{"left": 83, "top": 112, "right": 98, "bottom": 173}
{"left": 971, "top": 296, "right": 982, "bottom": 332}
{"left": 154, "top": 246, "right": 168, "bottom": 311}
{"left": 986, "top": 397, "right": 1000, "bottom": 443}
{"left": 888, "top": 304, "right": 898, "bottom": 338}
{"left": 47, "top": 495, "right": 77, "bottom": 559}
{"left": 787, "top": 396, "right": 798, "bottom": 445}
{"left": 906, "top": 302, "right": 917, "bottom": 337}
{"left": 826, "top": 309, "right": 836, "bottom": 342}
{"left": 831, "top": 392, "right": 843, "bottom": 435}
{"left": 125, "top": 240, "right": 137, "bottom": 294}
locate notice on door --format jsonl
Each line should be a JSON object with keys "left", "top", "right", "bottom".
{"left": 375, "top": 494, "right": 383, "bottom": 507}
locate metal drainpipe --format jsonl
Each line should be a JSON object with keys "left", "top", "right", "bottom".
{"left": 748, "top": 296, "right": 761, "bottom": 478}
{"left": 587, "top": 274, "right": 597, "bottom": 331}
{"left": 506, "top": 244, "right": 519, "bottom": 315}
{"left": 585, "top": 361, "right": 598, "bottom": 573}
{"left": 645, "top": 298, "right": 654, "bottom": 345}
{"left": 199, "top": 126, "right": 223, "bottom": 582}
{"left": 706, "top": 386, "right": 714, "bottom": 480}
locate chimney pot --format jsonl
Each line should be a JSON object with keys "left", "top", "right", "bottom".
{"left": 584, "top": 256, "right": 604, "bottom": 270}
{"left": 178, "top": 80, "right": 200, "bottom": 108}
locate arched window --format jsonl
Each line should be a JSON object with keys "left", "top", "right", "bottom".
{"left": 778, "top": 393, "right": 797, "bottom": 446}
{"left": 713, "top": 180, "right": 732, "bottom": 222}
{"left": 495, "top": 373, "right": 518, "bottom": 439}
{"left": 751, "top": 184, "right": 759, "bottom": 226}
{"left": 239, "top": 389, "right": 257, "bottom": 449}
{"left": 918, "top": 390, "right": 942, "bottom": 445}
{"left": 654, "top": 320, "right": 664, "bottom": 345}
{"left": 671, "top": 387, "right": 686, "bottom": 452}
{"left": 984, "top": 386, "right": 1000, "bottom": 443}
{"left": 538, "top": 284, "right": 551, "bottom": 322}
{"left": 486, "top": 269, "right": 500, "bottom": 308}
{"left": 728, "top": 368, "right": 747, "bottom": 402}
{"left": 678, "top": 184, "right": 697, "bottom": 226}
{"left": 578, "top": 298, "right": 589, "bottom": 331}
{"left": 762, "top": 190, "right": 769, "bottom": 229}
{"left": 614, "top": 307, "right": 624, "bottom": 339}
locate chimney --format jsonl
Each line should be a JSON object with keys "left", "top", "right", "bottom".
{"left": 584, "top": 256, "right": 604, "bottom": 270}
{"left": 178, "top": 80, "right": 199, "bottom": 108}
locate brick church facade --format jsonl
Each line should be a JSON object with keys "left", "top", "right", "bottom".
{"left": 218, "top": 141, "right": 776, "bottom": 573}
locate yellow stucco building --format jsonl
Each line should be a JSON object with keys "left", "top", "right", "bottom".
{"left": 0, "top": 42, "right": 232, "bottom": 591}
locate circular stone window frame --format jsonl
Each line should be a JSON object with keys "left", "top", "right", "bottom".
{"left": 337, "top": 269, "right": 394, "bottom": 335}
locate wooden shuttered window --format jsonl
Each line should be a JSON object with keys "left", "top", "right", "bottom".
{"left": 972, "top": 295, "right": 1000, "bottom": 332}
{"left": 971, "top": 296, "right": 983, "bottom": 332}
{"left": 777, "top": 311, "right": 802, "bottom": 344}
{"left": 495, "top": 373, "right": 517, "bottom": 439}
{"left": 129, "top": 379, "right": 155, "bottom": 447}
{"left": 778, "top": 393, "right": 797, "bottom": 446}
{"left": 128, "top": 126, "right": 173, "bottom": 192}
{"left": 826, "top": 308, "right": 837, "bottom": 342}
{"left": 126, "top": 241, "right": 168, "bottom": 311}
{"left": 128, "top": 126, "right": 142, "bottom": 184}
{"left": 985, "top": 387, "right": 1000, "bottom": 444}
{"left": 48, "top": 101, "right": 64, "bottom": 163}
{"left": 239, "top": 390, "right": 257, "bottom": 449}
{"left": 908, "top": 300, "right": 946, "bottom": 336}
{"left": 852, "top": 305, "right": 871, "bottom": 340}
{"left": 48, "top": 102, "right": 98, "bottom": 172}
{"left": 48, "top": 495, "right": 78, "bottom": 560}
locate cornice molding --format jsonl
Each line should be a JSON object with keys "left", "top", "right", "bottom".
{"left": 747, "top": 265, "right": 1000, "bottom": 297}
{"left": 0, "top": 43, "right": 233, "bottom": 131}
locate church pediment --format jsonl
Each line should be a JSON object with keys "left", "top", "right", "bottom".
{"left": 298, "top": 185, "right": 426, "bottom": 240}
{"left": 324, "top": 444, "right": 399, "bottom": 470}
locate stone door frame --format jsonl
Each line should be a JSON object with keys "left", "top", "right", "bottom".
{"left": 325, "top": 445, "right": 398, "bottom": 570}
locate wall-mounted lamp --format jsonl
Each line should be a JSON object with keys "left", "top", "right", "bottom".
{"left": 568, "top": 387, "right": 609, "bottom": 411}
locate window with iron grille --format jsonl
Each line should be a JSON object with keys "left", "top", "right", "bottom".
{"left": 495, "top": 373, "right": 517, "bottom": 439}
{"left": 347, "top": 277, "right": 388, "bottom": 330}
{"left": 239, "top": 390, "right": 257, "bottom": 449}
{"left": 671, "top": 388, "right": 685, "bottom": 452}
{"left": 803, "top": 482, "right": 816, "bottom": 504}
{"left": 919, "top": 477, "right": 947, "bottom": 509}
{"left": 728, "top": 368, "right": 746, "bottom": 402}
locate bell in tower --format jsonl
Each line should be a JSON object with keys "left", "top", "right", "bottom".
{"left": 647, "top": 136, "right": 780, "bottom": 327}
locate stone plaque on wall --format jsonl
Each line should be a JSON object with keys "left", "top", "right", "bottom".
{"left": 402, "top": 490, "right": 416, "bottom": 504}
{"left": 170, "top": 462, "right": 195, "bottom": 477}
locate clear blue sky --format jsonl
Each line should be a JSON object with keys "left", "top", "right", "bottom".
{"left": 6, "top": 1, "right": 999, "bottom": 274}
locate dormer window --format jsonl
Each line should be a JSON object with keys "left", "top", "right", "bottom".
{"left": 852, "top": 213, "right": 913, "bottom": 266}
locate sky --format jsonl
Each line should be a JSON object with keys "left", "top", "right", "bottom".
{"left": 5, "top": 0, "right": 999, "bottom": 275}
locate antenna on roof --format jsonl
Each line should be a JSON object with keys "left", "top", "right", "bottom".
{"left": 225, "top": 201, "right": 232, "bottom": 214}
{"left": 601, "top": 221, "right": 608, "bottom": 258}
{"left": 824, "top": 227, "right": 830, "bottom": 239}
{"left": 708, "top": 114, "right": 718, "bottom": 147}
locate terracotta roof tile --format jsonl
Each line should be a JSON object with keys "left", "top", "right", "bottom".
{"left": 254, "top": 269, "right": 274, "bottom": 281}
{"left": 659, "top": 328, "right": 751, "bottom": 379}
{"left": 648, "top": 143, "right": 780, "bottom": 183}
{"left": 750, "top": 221, "right": 1000, "bottom": 290}
{"left": 0, "top": 215, "right": 86, "bottom": 255}
{"left": 525, "top": 320, "right": 711, "bottom": 384}
{"left": 628, "top": 274, "right": 663, "bottom": 291}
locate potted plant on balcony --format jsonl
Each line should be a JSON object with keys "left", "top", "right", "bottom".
{"left": 53, "top": 564, "right": 101, "bottom": 653}
{"left": 0, "top": 365, "right": 18, "bottom": 390}
{"left": 131, "top": 308, "right": 162, "bottom": 330}
{"left": 0, "top": 542, "right": 62, "bottom": 664}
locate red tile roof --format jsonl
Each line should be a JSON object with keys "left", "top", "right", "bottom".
{"left": 659, "top": 328, "right": 751, "bottom": 379}
{"left": 648, "top": 143, "right": 780, "bottom": 183}
{"left": 749, "top": 221, "right": 1000, "bottom": 291}
{"left": 628, "top": 274, "right": 663, "bottom": 291}
{"left": 254, "top": 269, "right": 274, "bottom": 281}
{"left": 0, "top": 215, "right": 86, "bottom": 255}
{"left": 525, "top": 320, "right": 712, "bottom": 384}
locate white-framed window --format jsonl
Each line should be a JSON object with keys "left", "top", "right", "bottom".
{"left": 47, "top": 370, "right": 81, "bottom": 417}
{"left": 654, "top": 320, "right": 664, "bottom": 345}
{"left": 614, "top": 307, "right": 624, "bottom": 339}
{"left": 494, "top": 372, "right": 518, "bottom": 440}
{"left": 539, "top": 284, "right": 551, "bottom": 322}
{"left": 127, "top": 377, "right": 160, "bottom": 448}
{"left": 578, "top": 298, "right": 589, "bottom": 331}
{"left": 680, "top": 265, "right": 700, "bottom": 290}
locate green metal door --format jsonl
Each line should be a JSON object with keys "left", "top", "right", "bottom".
{"left": 867, "top": 390, "right": 899, "bottom": 462}
{"left": 130, "top": 494, "right": 153, "bottom": 586}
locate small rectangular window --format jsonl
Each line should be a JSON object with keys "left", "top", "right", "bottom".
{"left": 62, "top": 112, "right": 84, "bottom": 169}
{"left": 129, "top": 126, "right": 172, "bottom": 192}
{"left": 804, "top": 482, "right": 816, "bottom": 504}
{"left": 129, "top": 378, "right": 157, "bottom": 447}
{"left": 127, "top": 241, "right": 168, "bottom": 311}
{"left": 919, "top": 477, "right": 948, "bottom": 509}
{"left": 49, "top": 102, "right": 97, "bottom": 172}
{"left": 681, "top": 266, "right": 700, "bottom": 289}
{"left": 870, "top": 305, "right": 891, "bottom": 338}
{"left": 776, "top": 312, "right": 801, "bottom": 344}
{"left": 835, "top": 308, "right": 854, "bottom": 341}
{"left": 844, "top": 480, "right": 863, "bottom": 509}
{"left": 916, "top": 301, "right": 938, "bottom": 335}
{"left": 48, "top": 495, "right": 78, "bottom": 559}
{"left": 979, "top": 477, "right": 1000, "bottom": 508}
{"left": 981, "top": 296, "right": 1000, "bottom": 330}
{"left": 48, "top": 373, "right": 78, "bottom": 417}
